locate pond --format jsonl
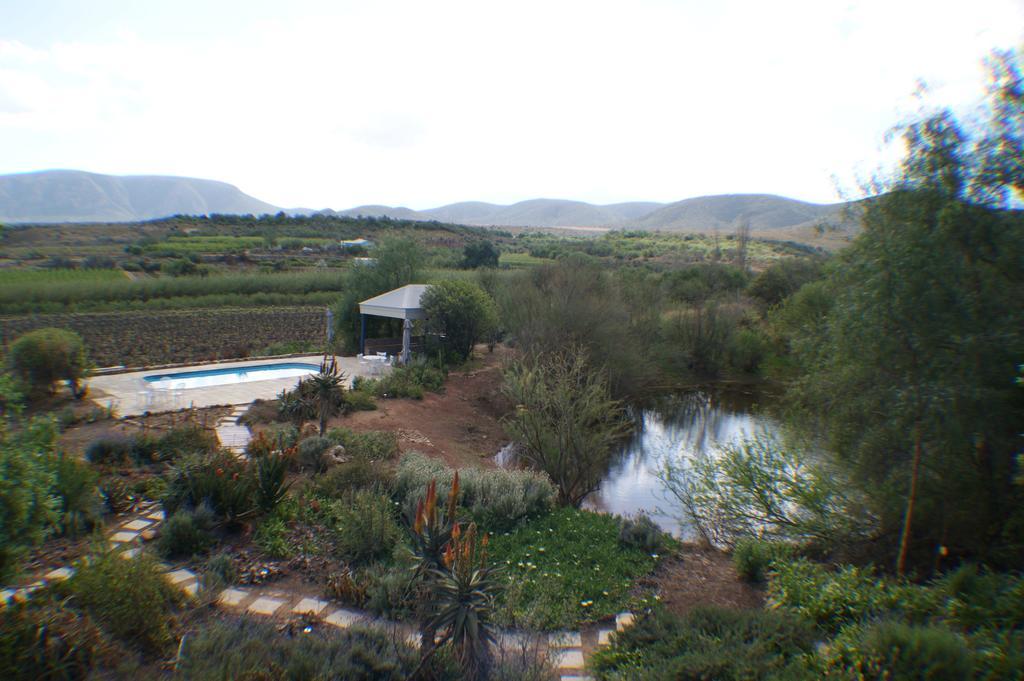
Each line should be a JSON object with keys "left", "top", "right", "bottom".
{"left": 583, "top": 388, "right": 781, "bottom": 539}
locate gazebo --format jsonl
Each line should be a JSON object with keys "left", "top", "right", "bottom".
{"left": 358, "top": 284, "right": 428, "bottom": 364}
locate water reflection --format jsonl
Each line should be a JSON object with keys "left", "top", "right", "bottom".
{"left": 584, "top": 389, "right": 778, "bottom": 538}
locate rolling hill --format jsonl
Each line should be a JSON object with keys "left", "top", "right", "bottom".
{"left": 0, "top": 170, "right": 858, "bottom": 237}
{"left": 0, "top": 170, "right": 279, "bottom": 223}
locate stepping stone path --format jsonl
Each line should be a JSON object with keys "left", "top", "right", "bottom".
{"left": 215, "top": 404, "right": 253, "bottom": 455}
{"left": 1, "top": 408, "right": 628, "bottom": 680}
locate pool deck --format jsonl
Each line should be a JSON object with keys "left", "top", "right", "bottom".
{"left": 87, "top": 355, "right": 384, "bottom": 417}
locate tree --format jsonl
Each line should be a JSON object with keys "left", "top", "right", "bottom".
{"left": 421, "top": 280, "right": 498, "bottom": 361}
{"left": 786, "top": 48, "right": 1024, "bottom": 571}
{"left": 332, "top": 237, "right": 425, "bottom": 352}
{"left": 7, "top": 328, "right": 91, "bottom": 398}
{"left": 462, "top": 240, "right": 500, "bottom": 269}
{"left": 502, "top": 349, "right": 630, "bottom": 507}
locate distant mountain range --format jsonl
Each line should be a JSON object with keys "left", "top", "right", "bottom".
{"left": 0, "top": 169, "right": 856, "bottom": 234}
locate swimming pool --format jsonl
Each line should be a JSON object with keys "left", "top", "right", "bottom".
{"left": 144, "top": 362, "right": 320, "bottom": 390}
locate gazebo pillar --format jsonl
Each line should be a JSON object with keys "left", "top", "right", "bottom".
{"left": 359, "top": 314, "right": 366, "bottom": 356}
{"left": 401, "top": 319, "right": 413, "bottom": 365}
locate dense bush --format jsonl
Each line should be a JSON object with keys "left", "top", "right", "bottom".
{"left": 174, "top": 617, "right": 441, "bottom": 680}
{"left": 822, "top": 621, "right": 974, "bottom": 680}
{"left": 590, "top": 606, "right": 818, "bottom": 681}
{"left": 314, "top": 459, "right": 394, "bottom": 498}
{"left": 488, "top": 507, "right": 657, "bottom": 629}
{"left": 67, "top": 551, "right": 182, "bottom": 654}
{"left": 254, "top": 515, "right": 293, "bottom": 559}
{"left": 7, "top": 327, "right": 90, "bottom": 398}
{"left": 158, "top": 504, "right": 216, "bottom": 558}
{"left": 618, "top": 514, "right": 666, "bottom": 554}
{"left": 364, "top": 357, "right": 447, "bottom": 399}
{"left": 162, "top": 451, "right": 254, "bottom": 522}
{"left": 297, "top": 436, "right": 332, "bottom": 472}
{"left": 51, "top": 452, "right": 104, "bottom": 537}
{"left": 327, "top": 427, "right": 399, "bottom": 461}
{"left": 394, "top": 453, "right": 555, "bottom": 531}
{"left": 329, "top": 491, "right": 402, "bottom": 565}
{"left": 0, "top": 598, "right": 129, "bottom": 680}
{"left": 733, "top": 538, "right": 798, "bottom": 583}
{"left": 85, "top": 425, "right": 216, "bottom": 466}
{"left": 0, "top": 415, "right": 59, "bottom": 581}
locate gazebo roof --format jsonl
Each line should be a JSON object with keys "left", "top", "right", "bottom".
{"left": 359, "top": 284, "right": 428, "bottom": 320}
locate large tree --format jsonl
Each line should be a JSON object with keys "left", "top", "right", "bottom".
{"left": 421, "top": 280, "right": 498, "bottom": 361}
{"left": 788, "top": 49, "right": 1024, "bottom": 572}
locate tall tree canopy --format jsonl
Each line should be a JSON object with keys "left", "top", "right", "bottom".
{"left": 787, "top": 48, "right": 1024, "bottom": 571}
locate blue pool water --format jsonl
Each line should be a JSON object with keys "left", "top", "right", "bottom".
{"left": 144, "top": 362, "right": 319, "bottom": 390}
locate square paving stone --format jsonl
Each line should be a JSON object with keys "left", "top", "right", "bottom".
{"left": 559, "top": 676, "right": 594, "bottom": 681}
{"left": 122, "top": 519, "right": 152, "bottom": 531}
{"left": 292, "top": 598, "right": 327, "bottom": 616}
{"left": 182, "top": 582, "right": 199, "bottom": 598}
{"left": 145, "top": 510, "right": 165, "bottom": 522}
{"left": 598, "top": 629, "right": 615, "bottom": 646}
{"left": 324, "top": 609, "right": 360, "bottom": 628}
{"left": 109, "top": 531, "right": 139, "bottom": 543}
{"left": 248, "top": 597, "right": 285, "bottom": 616}
{"left": 615, "top": 612, "right": 635, "bottom": 631}
{"left": 552, "top": 649, "right": 585, "bottom": 670}
{"left": 119, "top": 547, "right": 141, "bottom": 560}
{"left": 167, "top": 569, "right": 196, "bottom": 585}
{"left": 0, "top": 589, "right": 14, "bottom": 604}
{"left": 549, "top": 631, "right": 583, "bottom": 648}
{"left": 218, "top": 588, "right": 249, "bottom": 607}
{"left": 45, "top": 567, "right": 74, "bottom": 582}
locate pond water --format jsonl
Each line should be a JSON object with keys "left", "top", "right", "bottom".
{"left": 494, "top": 387, "right": 782, "bottom": 537}
{"left": 583, "top": 389, "right": 780, "bottom": 538}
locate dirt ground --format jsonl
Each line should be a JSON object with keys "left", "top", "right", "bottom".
{"left": 327, "top": 345, "right": 514, "bottom": 469}
{"left": 644, "top": 543, "right": 764, "bottom": 616}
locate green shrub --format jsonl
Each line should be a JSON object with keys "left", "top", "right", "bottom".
{"left": 344, "top": 388, "right": 377, "bottom": 411}
{"left": 314, "top": 459, "right": 393, "bottom": 498}
{"left": 262, "top": 422, "right": 300, "bottom": 449}
{"left": 372, "top": 358, "right": 447, "bottom": 399}
{"left": 330, "top": 491, "right": 401, "bottom": 565}
{"left": 204, "top": 551, "right": 238, "bottom": 586}
{"left": 101, "top": 477, "right": 135, "bottom": 514}
{"left": 68, "top": 551, "right": 182, "bottom": 654}
{"left": 84, "top": 435, "right": 135, "bottom": 465}
{"left": 488, "top": 507, "right": 657, "bottom": 629}
{"left": 254, "top": 516, "right": 293, "bottom": 559}
{"left": 0, "top": 416, "right": 59, "bottom": 581}
{"left": 733, "top": 538, "right": 798, "bottom": 583}
{"left": 51, "top": 453, "right": 103, "bottom": 537}
{"left": 7, "top": 328, "right": 90, "bottom": 398}
{"left": 162, "top": 451, "right": 254, "bottom": 522}
{"left": 767, "top": 559, "right": 892, "bottom": 635}
{"left": 823, "top": 621, "right": 974, "bottom": 681}
{"left": 158, "top": 504, "right": 216, "bottom": 558}
{"left": 394, "top": 453, "right": 555, "bottom": 532}
{"left": 155, "top": 424, "right": 218, "bottom": 458}
{"left": 421, "top": 279, "right": 499, "bottom": 360}
{"left": 327, "top": 428, "right": 399, "bottom": 461}
{"left": 297, "top": 436, "right": 332, "bottom": 472}
{"left": 618, "top": 514, "right": 666, "bottom": 554}
{"left": 361, "top": 564, "right": 420, "bottom": 620}
{"left": 174, "top": 617, "right": 437, "bottom": 680}
{"left": 0, "top": 598, "right": 129, "bottom": 681}
{"left": 254, "top": 452, "right": 291, "bottom": 513}
{"left": 591, "top": 606, "right": 817, "bottom": 681}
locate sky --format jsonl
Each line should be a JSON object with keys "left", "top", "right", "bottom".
{"left": 0, "top": 0, "right": 1021, "bottom": 210}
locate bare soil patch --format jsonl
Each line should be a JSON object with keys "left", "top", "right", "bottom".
{"left": 640, "top": 543, "right": 764, "bottom": 616}
{"left": 328, "top": 347, "right": 513, "bottom": 469}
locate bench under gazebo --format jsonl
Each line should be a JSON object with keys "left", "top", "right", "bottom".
{"left": 358, "top": 284, "right": 428, "bottom": 364}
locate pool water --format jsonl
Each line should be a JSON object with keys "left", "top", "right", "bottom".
{"left": 144, "top": 362, "right": 320, "bottom": 390}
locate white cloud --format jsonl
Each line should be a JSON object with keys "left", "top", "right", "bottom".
{"left": 0, "top": 0, "right": 1020, "bottom": 209}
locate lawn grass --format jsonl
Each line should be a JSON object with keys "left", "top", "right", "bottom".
{"left": 487, "top": 507, "right": 659, "bottom": 630}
